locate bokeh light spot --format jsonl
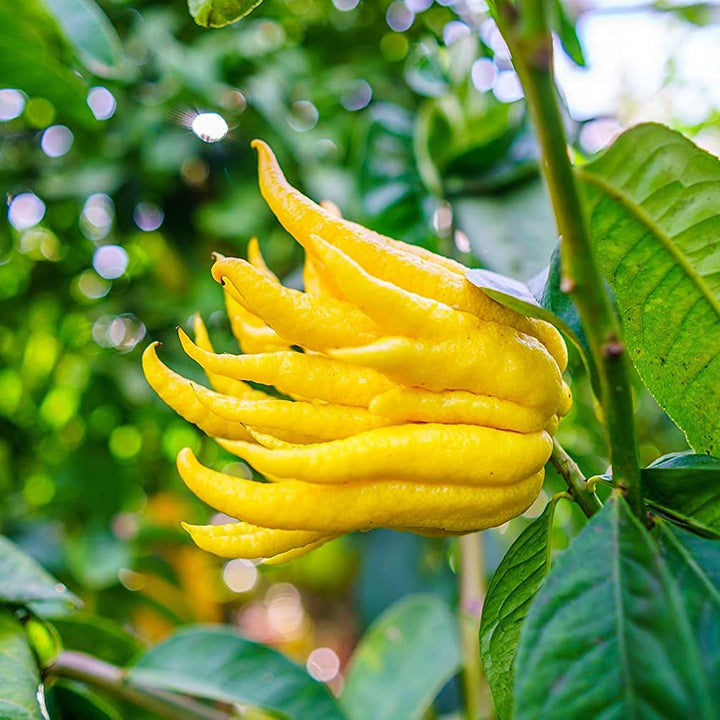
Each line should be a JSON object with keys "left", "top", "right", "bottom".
{"left": 39, "top": 387, "right": 78, "bottom": 428}
{"left": 0, "top": 89, "right": 25, "bottom": 121}
{"left": 41, "top": 125, "right": 73, "bottom": 157}
{"left": 443, "top": 21, "right": 471, "bottom": 46}
{"left": 471, "top": 58, "right": 496, "bottom": 93}
{"left": 93, "top": 245, "right": 128, "bottom": 279}
{"left": 386, "top": 1, "right": 414, "bottom": 32}
{"left": 331, "top": 0, "right": 359, "bottom": 10}
{"left": 24, "top": 474, "right": 56, "bottom": 507}
{"left": 306, "top": 647, "right": 341, "bottom": 683}
{"left": 223, "top": 558, "right": 258, "bottom": 593}
{"left": 133, "top": 202, "right": 164, "bottom": 232}
{"left": 341, "top": 80, "right": 372, "bottom": 111}
{"left": 8, "top": 193, "right": 46, "bottom": 231}
{"left": 87, "top": 87, "right": 116, "bottom": 120}
{"left": 109, "top": 425, "right": 143, "bottom": 460}
{"left": 287, "top": 101, "right": 319, "bottom": 132}
{"left": 191, "top": 112, "right": 229, "bottom": 143}
{"left": 492, "top": 71, "right": 524, "bottom": 103}
{"left": 81, "top": 194, "right": 115, "bottom": 241}
{"left": 76, "top": 271, "right": 111, "bottom": 300}
{"left": 162, "top": 422, "right": 201, "bottom": 459}
{"left": 25, "top": 98, "right": 55, "bottom": 128}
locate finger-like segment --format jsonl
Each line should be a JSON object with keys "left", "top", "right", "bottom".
{"left": 309, "top": 235, "right": 556, "bottom": 359}
{"left": 181, "top": 520, "right": 327, "bottom": 559}
{"left": 332, "top": 335, "right": 562, "bottom": 412}
{"left": 213, "top": 256, "right": 382, "bottom": 350}
{"left": 177, "top": 448, "right": 545, "bottom": 533}
{"left": 368, "top": 387, "right": 547, "bottom": 433}
{"left": 223, "top": 288, "right": 290, "bottom": 354}
{"left": 179, "top": 329, "right": 394, "bottom": 407}
{"left": 303, "top": 254, "right": 341, "bottom": 298}
{"left": 142, "top": 343, "right": 254, "bottom": 441}
{"left": 319, "top": 199, "right": 342, "bottom": 218}
{"left": 195, "top": 384, "right": 392, "bottom": 442}
{"left": 252, "top": 139, "right": 567, "bottom": 370}
{"left": 262, "top": 536, "right": 339, "bottom": 565}
{"left": 247, "top": 237, "right": 279, "bottom": 282}
{"left": 218, "top": 424, "right": 553, "bottom": 486}
{"left": 191, "top": 316, "right": 267, "bottom": 400}
{"left": 545, "top": 414, "right": 559, "bottom": 436}
{"left": 558, "top": 381, "right": 573, "bottom": 417}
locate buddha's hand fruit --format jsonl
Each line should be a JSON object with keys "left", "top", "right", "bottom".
{"left": 142, "top": 141, "right": 571, "bottom": 563}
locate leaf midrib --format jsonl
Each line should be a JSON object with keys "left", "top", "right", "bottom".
{"left": 611, "top": 504, "right": 637, "bottom": 720}
{"left": 576, "top": 166, "right": 720, "bottom": 323}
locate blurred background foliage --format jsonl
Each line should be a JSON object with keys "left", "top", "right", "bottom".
{"left": 0, "top": 0, "right": 717, "bottom": 709}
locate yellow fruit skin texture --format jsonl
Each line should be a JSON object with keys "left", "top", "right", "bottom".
{"left": 142, "top": 141, "right": 571, "bottom": 563}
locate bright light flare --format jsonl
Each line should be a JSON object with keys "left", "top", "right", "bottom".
{"left": 191, "top": 112, "right": 229, "bottom": 143}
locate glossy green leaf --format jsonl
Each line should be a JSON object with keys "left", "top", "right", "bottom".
{"left": 128, "top": 625, "right": 343, "bottom": 720}
{"left": 0, "top": 611, "right": 44, "bottom": 720}
{"left": 480, "top": 502, "right": 557, "bottom": 720}
{"left": 643, "top": 453, "right": 720, "bottom": 538}
{"left": 656, "top": 521, "right": 720, "bottom": 697}
{"left": 0, "top": 535, "right": 80, "bottom": 608}
{"left": 187, "top": 0, "right": 264, "bottom": 27}
{"left": 41, "top": 0, "right": 130, "bottom": 79}
{"left": 341, "top": 595, "right": 460, "bottom": 720}
{"left": 514, "top": 495, "right": 715, "bottom": 719}
{"left": 578, "top": 123, "right": 720, "bottom": 455}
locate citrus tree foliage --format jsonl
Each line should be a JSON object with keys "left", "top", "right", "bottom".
{"left": 1, "top": 0, "right": 719, "bottom": 718}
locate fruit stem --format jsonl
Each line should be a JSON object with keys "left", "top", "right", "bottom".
{"left": 550, "top": 439, "right": 603, "bottom": 517}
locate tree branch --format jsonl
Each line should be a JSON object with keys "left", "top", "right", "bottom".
{"left": 495, "top": 0, "right": 644, "bottom": 521}
{"left": 46, "top": 651, "right": 232, "bottom": 720}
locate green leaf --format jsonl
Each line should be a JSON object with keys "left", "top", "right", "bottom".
{"left": 187, "top": 0, "right": 264, "bottom": 27}
{"left": 480, "top": 502, "right": 557, "bottom": 720}
{"left": 47, "top": 613, "right": 143, "bottom": 666}
{"left": 0, "top": 4, "right": 94, "bottom": 127}
{"left": 127, "top": 625, "right": 343, "bottom": 720}
{"left": 655, "top": 522, "right": 720, "bottom": 696}
{"left": 341, "top": 595, "right": 460, "bottom": 720}
{"left": 577, "top": 123, "right": 720, "bottom": 455}
{"left": 40, "top": 0, "right": 131, "bottom": 79}
{"left": 466, "top": 246, "right": 600, "bottom": 393}
{"left": 642, "top": 453, "right": 720, "bottom": 538}
{"left": 0, "top": 611, "right": 44, "bottom": 720}
{"left": 0, "top": 535, "right": 80, "bottom": 608}
{"left": 46, "top": 682, "right": 122, "bottom": 720}
{"left": 551, "top": 0, "right": 586, "bottom": 67}
{"left": 514, "top": 495, "right": 715, "bottom": 719}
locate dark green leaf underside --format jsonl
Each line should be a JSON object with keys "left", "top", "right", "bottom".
{"left": 643, "top": 453, "right": 720, "bottom": 538}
